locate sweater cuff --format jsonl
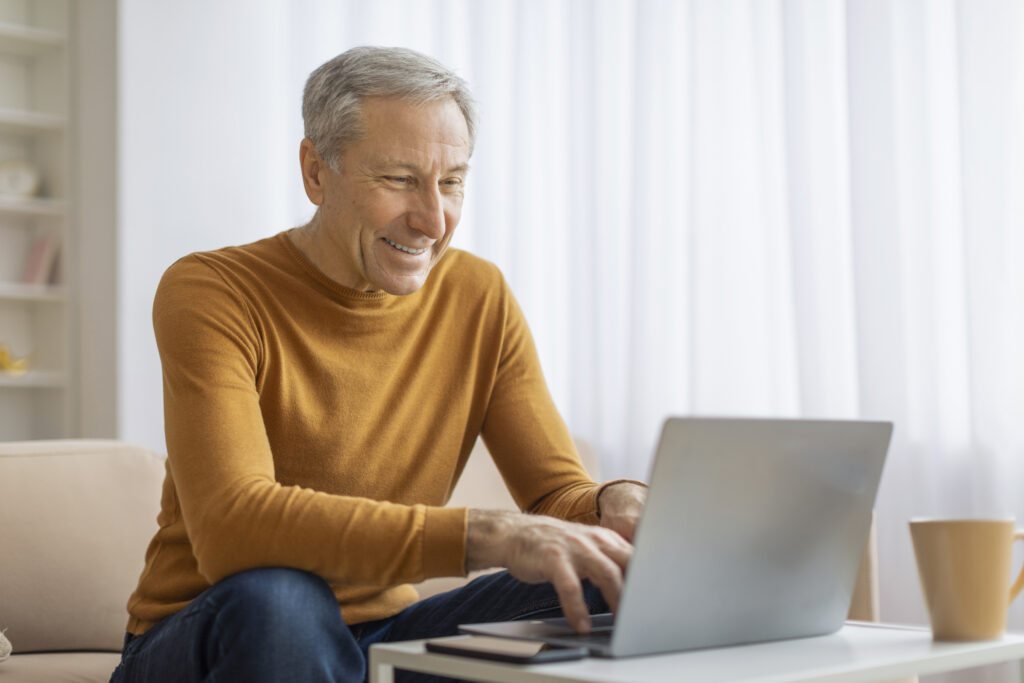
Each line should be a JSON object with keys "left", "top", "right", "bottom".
{"left": 595, "top": 479, "right": 649, "bottom": 519}
{"left": 422, "top": 506, "right": 469, "bottom": 579}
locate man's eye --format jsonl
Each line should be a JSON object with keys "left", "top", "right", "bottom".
{"left": 386, "top": 176, "right": 410, "bottom": 184}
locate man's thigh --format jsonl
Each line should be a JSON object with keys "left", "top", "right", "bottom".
{"left": 379, "top": 571, "right": 609, "bottom": 645}
{"left": 109, "top": 590, "right": 222, "bottom": 683}
{"left": 110, "top": 567, "right": 361, "bottom": 683}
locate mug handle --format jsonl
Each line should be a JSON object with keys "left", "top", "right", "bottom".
{"left": 1010, "top": 530, "right": 1024, "bottom": 603}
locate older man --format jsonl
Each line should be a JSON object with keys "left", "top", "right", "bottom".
{"left": 111, "top": 47, "right": 646, "bottom": 683}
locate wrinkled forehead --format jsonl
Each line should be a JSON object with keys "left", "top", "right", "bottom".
{"left": 344, "top": 97, "right": 472, "bottom": 169}
{"left": 362, "top": 96, "right": 469, "bottom": 140}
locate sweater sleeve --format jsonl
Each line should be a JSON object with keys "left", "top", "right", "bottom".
{"left": 480, "top": 279, "right": 603, "bottom": 524}
{"left": 153, "top": 257, "right": 467, "bottom": 587}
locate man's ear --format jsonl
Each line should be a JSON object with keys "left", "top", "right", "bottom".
{"left": 299, "top": 138, "right": 328, "bottom": 206}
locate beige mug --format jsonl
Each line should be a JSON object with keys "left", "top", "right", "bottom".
{"left": 910, "top": 518, "right": 1024, "bottom": 640}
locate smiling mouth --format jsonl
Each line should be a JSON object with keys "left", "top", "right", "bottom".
{"left": 383, "top": 237, "right": 428, "bottom": 255}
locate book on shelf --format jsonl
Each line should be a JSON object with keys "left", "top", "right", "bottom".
{"left": 21, "top": 235, "right": 60, "bottom": 285}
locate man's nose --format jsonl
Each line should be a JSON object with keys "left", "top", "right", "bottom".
{"left": 407, "top": 187, "right": 447, "bottom": 239}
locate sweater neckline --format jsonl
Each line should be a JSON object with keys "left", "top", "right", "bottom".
{"left": 278, "top": 230, "right": 394, "bottom": 306}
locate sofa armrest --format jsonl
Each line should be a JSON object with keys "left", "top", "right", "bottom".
{"left": 0, "top": 440, "right": 165, "bottom": 653}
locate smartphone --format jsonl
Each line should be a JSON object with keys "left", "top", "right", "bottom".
{"left": 424, "top": 636, "right": 588, "bottom": 664}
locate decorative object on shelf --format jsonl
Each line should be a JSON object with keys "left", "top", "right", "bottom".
{"left": 0, "top": 343, "right": 31, "bottom": 375}
{"left": 0, "top": 158, "right": 41, "bottom": 198}
{"left": 21, "top": 235, "right": 60, "bottom": 285}
{"left": 0, "top": 627, "right": 11, "bottom": 662}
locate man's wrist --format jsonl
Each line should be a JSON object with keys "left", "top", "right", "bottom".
{"left": 596, "top": 480, "right": 648, "bottom": 519}
{"left": 465, "top": 508, "right": 517, "bottom": 572}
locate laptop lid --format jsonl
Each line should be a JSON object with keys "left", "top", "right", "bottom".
{"left": 461, "top": 417, "right": 892, "bottom": 658}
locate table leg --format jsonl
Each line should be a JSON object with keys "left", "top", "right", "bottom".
{"left": 369, "top": 659, "right": 394, "bottom": 683}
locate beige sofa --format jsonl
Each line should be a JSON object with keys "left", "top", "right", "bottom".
{"left": 0, "top": 440, "right": 165, "bottom": 683}
{"left": 0, "top": 438, "right": 883, "bottom": 683}
{"left": 0, "top": 438, "right": 596, "bottom": 682}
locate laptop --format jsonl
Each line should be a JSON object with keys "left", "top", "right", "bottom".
{"left": 460, "top": 416, "right": 892, "bottom": 657}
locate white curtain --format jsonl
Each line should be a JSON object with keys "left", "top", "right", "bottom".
{"left": 121, "top": 1, "right": 1024, "bottom": 679}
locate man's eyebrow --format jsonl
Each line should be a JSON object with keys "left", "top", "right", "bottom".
{"left": 370, "top": 159, "right": 470, "bottom": 175}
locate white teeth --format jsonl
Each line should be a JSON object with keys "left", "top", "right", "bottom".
{"left": 384, "top": 237, "right": 428, "bottom": 255}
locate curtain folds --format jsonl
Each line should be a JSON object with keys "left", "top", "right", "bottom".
{"left": 283, "top": 1, "right": 1023, "bottom": 674}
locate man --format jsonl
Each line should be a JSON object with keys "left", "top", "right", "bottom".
{"left": 111, "top": 46, "right": 646, "bottom": 683}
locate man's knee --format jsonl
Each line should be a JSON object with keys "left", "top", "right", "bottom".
{"left": 211, "top": 567, "right": 345, "bottom": 640}
{"left": 206, "top": 568, "right": 361, "bottom": 679}
{"left": 218, "top": 567, "right": 332, "bottom": 602}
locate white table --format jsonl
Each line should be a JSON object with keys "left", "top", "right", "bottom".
{"left": 369, "top": 622, "right": 1024, "bottom": 682}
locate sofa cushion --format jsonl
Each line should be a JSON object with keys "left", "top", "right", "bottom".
{"left": 0, "top": 652, "right": 122, "bottom": 683}
{"left": 0, "top": 440, "right": 165, "bottom": 653}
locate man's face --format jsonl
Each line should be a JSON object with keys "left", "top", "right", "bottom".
{"left": 313, "top": 96, "right": 471, "bottom": 295}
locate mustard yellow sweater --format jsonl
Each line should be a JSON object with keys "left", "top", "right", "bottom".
{"left": 126, "top": 232, "right": 602, "bottom": 635}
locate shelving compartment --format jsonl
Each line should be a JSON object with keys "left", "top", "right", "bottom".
{"left": 0, "top": 212, "right": 62, "bottom": 286}
{"left": 0, "top": 293, "right": 67, "bottom": 439}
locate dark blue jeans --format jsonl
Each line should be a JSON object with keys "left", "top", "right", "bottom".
{"left": 109, "top": 567, "right": 607, "bottom": 682}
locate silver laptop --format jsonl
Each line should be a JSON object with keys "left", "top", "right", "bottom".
{"left": 461, "top": 417, "right": 892, "bottom": 657}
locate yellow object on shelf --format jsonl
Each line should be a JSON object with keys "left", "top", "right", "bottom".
{"left": 0, "top": 343, "right": 31, "bottom": 375}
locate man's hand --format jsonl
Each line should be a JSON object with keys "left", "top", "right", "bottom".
{"left": 597, "top": 482, "right": 647, "bottom": 542}
{"left": 466, "top": 510, "right": 633, "bottom": 634}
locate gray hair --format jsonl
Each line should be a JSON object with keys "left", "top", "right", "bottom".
{"left": 302, "top": 46, "right": 478, "bottom": 169}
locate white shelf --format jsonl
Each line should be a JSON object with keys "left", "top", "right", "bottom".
{"left": 0, "top": 370, "right": 65, "bottom": 388}
{"left": 0, "top": 196, "right": 66, "bottom": 217}
{"left": 0, "top": 22, "right": 66, "bottom": 56}
{"left": 0, "top": 107, "right": 65, "bottom": 135}
{"left": 0, "top": 2, "right": 73, "bottom": 438}
{"left": 0, "top": 282, "right": 65, "bottom": 302}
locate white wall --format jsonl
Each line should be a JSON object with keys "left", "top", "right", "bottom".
{"left": 118, "top": 0, "right": 299, "bottom": 451}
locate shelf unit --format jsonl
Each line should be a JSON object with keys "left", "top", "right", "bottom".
{"left": 0, "top": 20, "right": 64, "bottom": 56}
{"left": 0, "top": 0, "right": 71, "bottom": 440}
{"left": 0, "top": 369, "right": 64, "bottom": 388}
{"left": 0, "top": 280, "right": 64, "bottom": 301}
{"left": 0, "top": 195, "right": 65, "bottom": 215}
